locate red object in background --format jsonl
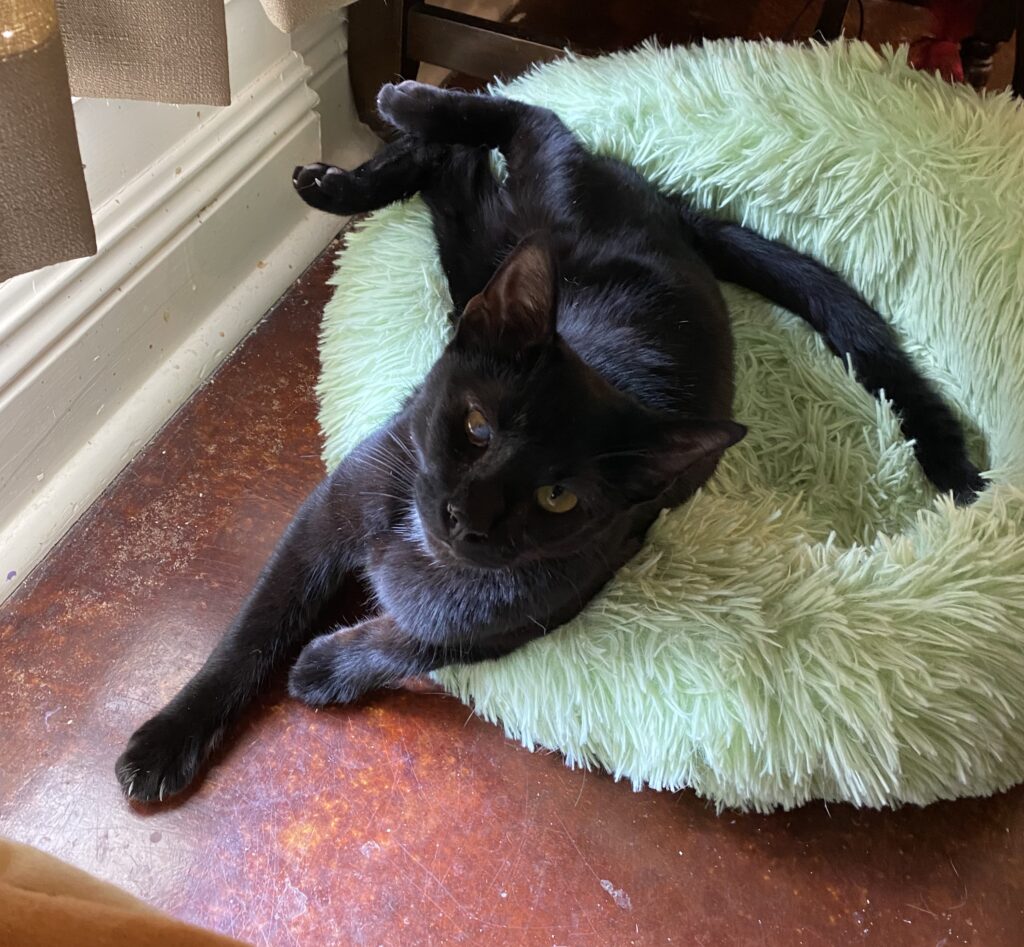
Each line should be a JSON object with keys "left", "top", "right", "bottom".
{"left": 908, "top": 0, "right": 984, "bottom": 82}
{"left": 909, "top": 0, "right": 985, "bottom": 81}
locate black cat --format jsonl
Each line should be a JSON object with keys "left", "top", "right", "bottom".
{"left": 116, "top": 81, "right": 983, "bottom": 802}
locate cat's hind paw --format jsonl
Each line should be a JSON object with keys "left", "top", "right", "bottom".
{"left": 376, "top": 80, "right": 450, "bottom": 137}
{"left": 376, "top": 80, "right": 509, "bottom": 145}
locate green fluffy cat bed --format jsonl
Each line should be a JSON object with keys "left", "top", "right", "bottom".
{"left": 318, "top": 40, "right": 1024, "bottom": 810}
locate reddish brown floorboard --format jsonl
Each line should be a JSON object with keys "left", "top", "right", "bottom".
{"left": 3, "top": 243, "right": 1024, "bottom": 946}
{"left": 2, "top": 5, "right": 1022, "bottom": 942}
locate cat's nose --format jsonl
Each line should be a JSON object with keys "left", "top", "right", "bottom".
{"left": 443, "top": 502, "right": 487, "bottom": 542}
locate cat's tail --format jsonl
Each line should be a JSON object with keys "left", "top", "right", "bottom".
{"left": 680, "top": 206, "right": 984, "bottom": 503}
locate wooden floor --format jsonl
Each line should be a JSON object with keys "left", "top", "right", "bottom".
{"left": 2, "top": 3, "right": 1022, "bottom": 944}
{"left": 3, "top": 247, "right": 1024, "bottom": 946}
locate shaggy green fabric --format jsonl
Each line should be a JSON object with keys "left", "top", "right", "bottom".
{"left": 318, "top": 40, "right": 1024, "bottom": 810}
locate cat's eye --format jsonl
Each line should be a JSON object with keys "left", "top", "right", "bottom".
{"left": 535, "top": 484, "right": 578, "bottom": 514}
{"left": 465, "top": 407, "right": 492, "bottom": 447}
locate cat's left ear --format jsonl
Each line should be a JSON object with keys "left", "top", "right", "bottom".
{"left": 455, "top": 237, "right": 557, "bottom": 355}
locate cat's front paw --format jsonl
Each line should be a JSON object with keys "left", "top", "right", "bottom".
{"left": 115, "top": 711, "right": 223, "bottom": 803}
{"left": 292, "top": 162, "right": 353, "bottom": 214}
{"left": 288, "top": 632, "right": 377, "bottom": 708}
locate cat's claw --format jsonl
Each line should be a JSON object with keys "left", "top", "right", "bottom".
{"left": 115, "top": 711, "right": 222, "bottom": 803}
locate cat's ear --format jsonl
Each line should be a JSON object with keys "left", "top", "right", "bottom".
{"left": 455, "top": 238, "right": 556, "bottom": 355}
{"left": 635, "top": 418, "right": 746, "bottom": 488}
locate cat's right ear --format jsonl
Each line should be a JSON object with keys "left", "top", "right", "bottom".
{"left": 624, "top": 417, "right": 747, "bottom": 498}
{"left": 454, "top": 238, "right": 557, "bottom": 356}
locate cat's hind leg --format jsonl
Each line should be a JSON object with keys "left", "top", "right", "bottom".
{"left": 297, "top": 124, "right": 513, "bottom": 312}
{"left": 376, "top": 81, "right": 581, "bottom": 175}
{"left": 377, "top": 81, "right": 584, "bottom": 232}
{"left": 419, "top": 145, "right": 513, "bottom": 311}
{"left": 377, "top": 81, "right": 521, "bottom": 147}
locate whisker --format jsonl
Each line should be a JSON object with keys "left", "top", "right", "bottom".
{"left": 359, "top": 491, "right": 412, "bottom": 503}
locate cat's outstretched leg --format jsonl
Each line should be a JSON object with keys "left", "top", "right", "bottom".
{"left": 294, "top": 124, "right": 512, "bottom": 311}
{"left": 293, "top": 137, "right": 444, "bottom": 215}
{"left": 114, "top": 482, "right": 350, "bottom": 802}
{"left": 115, "top": 421, "right": 409, "bottom": 802}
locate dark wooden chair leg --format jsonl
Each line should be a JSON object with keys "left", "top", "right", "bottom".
{"left": 960, "top": 36, "right": 998, "bottom": 89}
{"left": 1013, "top": 0, "right": 1024, "bottom": 96}
{"left": 813, "top": 0, "right": 851, "bottom": 41}
{"left": 348, "top": 0, "right": 419, "bottom": 134}
{"left": 959, "top": 0, "right": 1017, "bottom": 90}
{"left": 405, "top": 4, "right": 564, "bottom": 82}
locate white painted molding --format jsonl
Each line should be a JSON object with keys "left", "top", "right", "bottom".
{"left": 0, "top": 5, "right": 373, "bottom": 601}
{"left": 291, "top": 11, "right": 380, "bottom": 167}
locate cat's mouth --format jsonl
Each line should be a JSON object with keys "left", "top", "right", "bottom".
{"left": 429, "top": 530, "right": 514, "bottom": 570}
{"left": 413, "top": 506, "right": 514, "bottom": 570}
{"left": 421, "top": 527, "right": 460, "bottom": 564}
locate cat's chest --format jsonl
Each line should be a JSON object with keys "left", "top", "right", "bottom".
{"left": 363, "top": 524, "right": 548, "bottom": 644}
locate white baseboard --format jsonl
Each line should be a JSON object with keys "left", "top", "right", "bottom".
{"left": 0, "top": 10, "right": 374, "bottom": 602}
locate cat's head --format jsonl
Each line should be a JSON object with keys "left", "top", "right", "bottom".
{"left": 409, "top": 238, "right": 744, "bottom": 569}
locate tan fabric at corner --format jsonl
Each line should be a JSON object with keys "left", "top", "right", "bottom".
{"left": 0, "top": 0, "right": 95, "bottom": 281}
{"left": 55, "top": 0, "right": 230, "bottom": 105}
{"left": 259, "top": 0, "right": 356, "bottom": 34}
{"left": 0, "top": 837, "right": 250, "bottom": 947}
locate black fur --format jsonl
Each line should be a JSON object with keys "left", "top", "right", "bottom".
{"left": 116, "top": 81, "right": 983, "bottom": 802}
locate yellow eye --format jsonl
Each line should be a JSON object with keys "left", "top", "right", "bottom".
{"left": 535, "top": 484, "right": 578, "bottom": 513}
{"left": 465, "top": 408, "right": 492, "bottom": 447}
